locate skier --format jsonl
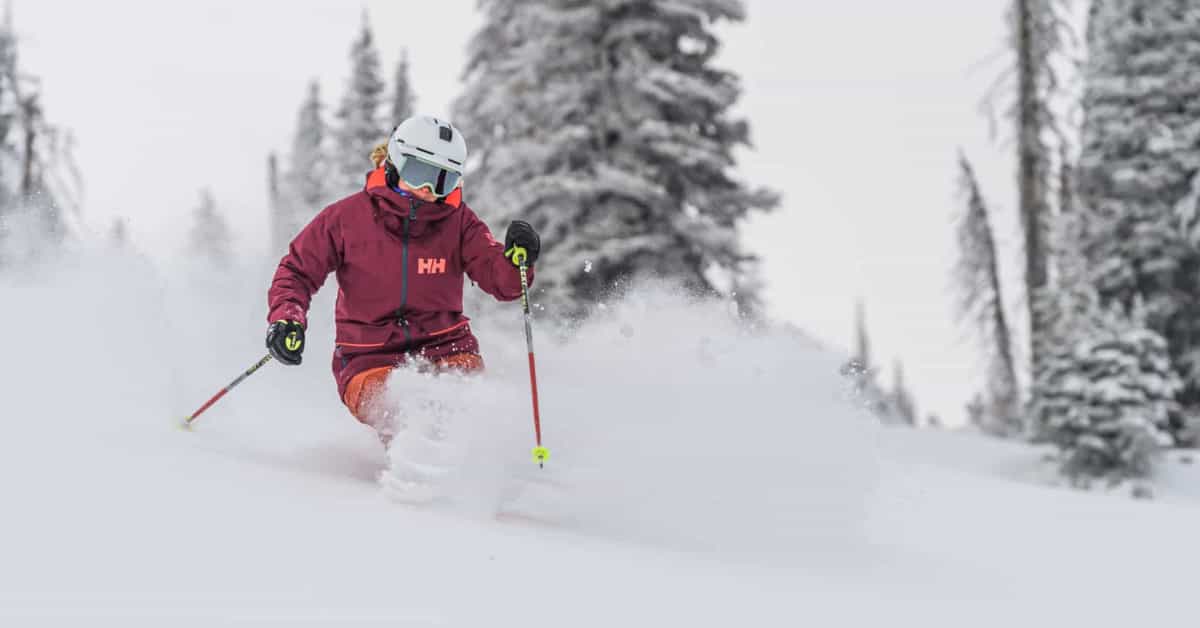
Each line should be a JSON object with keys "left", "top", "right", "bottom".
{"left": 265, "top": 115, "right": 541, "bottom": 444}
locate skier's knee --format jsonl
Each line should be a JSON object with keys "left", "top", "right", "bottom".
{"left": 344, "top": 366, "right": 393, "bottom": 426}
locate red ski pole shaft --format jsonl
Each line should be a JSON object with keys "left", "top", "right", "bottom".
{"left": 183, "top": 354, "right": 273, "bottom": 428}
{"left": 517, "top": 256, "right": 549, "bottom": 467}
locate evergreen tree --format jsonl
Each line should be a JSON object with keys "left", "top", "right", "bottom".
{"left": 0, "top": 5, "right": 78, "bottom": 264}
{"left": 0, "top": 4, "right": 21, "bottom": 226}
{"left": 1077, "top": 0, "right": 1200, "bottom": 444}
{"left": 188, "top": 189, "right": 233, "bottom": 268}
{"left": 1033, "top": 294, "right": 1179, "bottom": 484}
{"left": 842, "top": 300, "right": 895, "bottom": 422}
{"left": 454, "top": 0, "right": 778, "bottom": 317}
{"left": 275, "top": 81, "right": 330, "bottom": 254}
{"left": 1034, "top": 200, "right": 1181, "bottom": 482}
{"left": 891, "top": 359, "right": 918, "bottom": 426}
{"left": 1031, "top": 203, "right": 1094, "bottom": 431}
{"left": 389, "top": 49, "right": 414, "bottom": 126}
{"left": 333, "top": 15, "right": 385, "bottom": 196}
{"left": 291, "top": 81, "right": 329, "bottom": 209}
{"left": 954, "top": 153, "right": 1020, "bottom": 436}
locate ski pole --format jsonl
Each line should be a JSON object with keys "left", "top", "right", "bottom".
{"left": 515, "top": 252, "right": 549, "bottom": 467}
{"left": 181, "top": 354, "right": 273, "bottom": 429}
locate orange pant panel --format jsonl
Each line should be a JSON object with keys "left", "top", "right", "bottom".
{"left": 343, "top": 366, "right": 393, "bottom": 421}
{"left": 342, "top": 354, "right": 485, "bottom": 424}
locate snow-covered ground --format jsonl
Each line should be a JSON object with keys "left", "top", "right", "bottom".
{"left": 3, "top": 245, "right": 1200, "bottom": 627}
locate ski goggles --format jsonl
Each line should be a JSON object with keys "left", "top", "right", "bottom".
{"left": 393, "top": 153, "right": 462, "bottom": 197}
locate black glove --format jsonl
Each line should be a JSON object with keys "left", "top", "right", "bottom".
{"left": 504, "top": 220, "right": 541, "bottom": 266}
{"left": 266, "top": 320, "right": 305, "bottom": 366}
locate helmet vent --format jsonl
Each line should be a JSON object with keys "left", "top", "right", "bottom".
{"left": 447, "top": 158, "right": 463, "bottom": 166}
{"left": 439, "top": 126, "right": 454, "bottom": 142}
{"left": 415, "top": 147, "right": 436, "bottom": 156}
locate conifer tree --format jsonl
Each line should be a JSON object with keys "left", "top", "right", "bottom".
{"left": 389, "top": 49, "right": 414, "bottom": 126}
{"left": 454, "top": 0, "right": 777, "bottom": 316}
{"left": 275, "top": 81, "right": 330, "bottom": 253}
{"left": 891, "top": 360, "right": 918, "bottom": 426}
{"left": 333, "top": 15, "right": 385, "bottom": 196}
{"left": 0, "top": 5, "right": 78, "bottom": 264}
{"left": 843, "top": 300, "right": 895, "bottom": 422}
{"left": 188, "top": 189, "right": 233, "bottom": 269}
{"left": 954, "top": 153, "right": 1020, "bottom": 436}
{"left": 1077, "top": 0, "right": 1200, "bottom": 444}
{"left": 1034, "top": 294, "right": 1179, "bottom": 483}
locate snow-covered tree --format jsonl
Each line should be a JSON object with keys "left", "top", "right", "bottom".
{"left": 842, "top": 300, "right": 896, "bottom": 422}
{"left": 454, "top": 0, "right": 778, "bottom": 317}
{"left": 891, "top": 360, "right": 918, "bottom": 426}
{"left": 0, "top": 8, "right": 17, "bottom": 215}
{"left": 291, "top": 81, "right": 330, "bottom": 209}
{"left": 1034, "top": 183, "right": 1180, "bottom": 482}
{"left": 188, "top": 189, "right": 233, "bottom": 269}
{"left": 275, "top": 80, "right": 331, "bottom": 253}
{"left": 1033, "top": 293, "right": 1179, "bottom": 484}
{"left": 1078, "top": 0, "right": 1200, "bottom": 444}
{"left": 389, "top": 49, "right": 414, "bottom": 126}
{"left": 333, "top": 15, "right": 385, "bottom": 196}
{"left": 0, "top": 5, "right": 79, "bottom": 265}
{"left": 954, "top": 153, "right": 1020, "bottom": 436}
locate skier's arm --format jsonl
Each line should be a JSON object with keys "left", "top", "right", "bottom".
{"left": 460, "top": 205, "right": 533, "bottom": 301}
{"left": 267, "top": 207, "right": 342, "bottom": 328}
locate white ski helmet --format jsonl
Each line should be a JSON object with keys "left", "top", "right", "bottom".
{"left": 386, "top": 116, "right": 467, "bottom": 197}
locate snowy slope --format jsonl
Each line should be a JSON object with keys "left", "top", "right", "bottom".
{"left": 2, "top": 246, "right": 1200, "bottom": 627}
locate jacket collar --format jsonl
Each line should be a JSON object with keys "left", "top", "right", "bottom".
{"left": 365, "top": 185, "right": 459, "bottom": 222}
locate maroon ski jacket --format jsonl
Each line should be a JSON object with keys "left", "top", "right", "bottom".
{"left": 267, "top": 185, "right": 532, "bottom": 399}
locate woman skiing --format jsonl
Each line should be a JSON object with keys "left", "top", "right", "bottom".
{"left": 265, "top": 115, "right": 540, "bottom": 443}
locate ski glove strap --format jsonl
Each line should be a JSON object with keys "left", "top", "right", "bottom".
{"left": 504, "top": 220, "right": 541, "bottom": 266}
{"left": 266, "top": 320, "right": 305, "bottom": 366}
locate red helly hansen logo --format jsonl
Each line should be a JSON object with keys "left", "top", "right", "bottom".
{"left": 417, "top": 258, "right": 447, "bottom": 275}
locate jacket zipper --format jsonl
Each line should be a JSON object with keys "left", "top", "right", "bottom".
{"left": 397, "top": 198, "right": 419, "bottom": 345}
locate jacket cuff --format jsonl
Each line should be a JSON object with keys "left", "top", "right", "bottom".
{"left": 268, "top": 304, "right": 307, "bottom": 328}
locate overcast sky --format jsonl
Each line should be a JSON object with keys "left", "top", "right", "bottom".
{"left": 16, "top": 0, "right": 1019, "bottom": 425}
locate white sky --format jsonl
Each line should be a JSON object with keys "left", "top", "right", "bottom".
{"left": 16, "top": 0, "right": 1018, "bottom": 425}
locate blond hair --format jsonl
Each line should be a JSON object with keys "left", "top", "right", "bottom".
{"left": 370, "top": 143, "right": 389, "bottom": 168}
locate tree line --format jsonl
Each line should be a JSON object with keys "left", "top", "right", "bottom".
{"left": 957, "top": 0, "right": 1200, "bottom": 488}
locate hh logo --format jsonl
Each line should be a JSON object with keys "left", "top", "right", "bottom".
{"left": 417, "top": 257, "right": 447, "bottom": 275}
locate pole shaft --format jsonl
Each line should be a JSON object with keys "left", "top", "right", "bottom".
{"left": 528, "top": 352, "right": 543, "bottom": 446}
{"left": 185, "top": 354, "right": 273, "bottom": 425}
{"left": 518, "top": 261, "right": 543, "bottom": 447}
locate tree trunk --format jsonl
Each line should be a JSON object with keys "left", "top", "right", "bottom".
{"left": 1016, "top": 0, "right": 1050, "bottom": 381}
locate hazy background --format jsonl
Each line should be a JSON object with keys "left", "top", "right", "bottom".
{"left": 14, "top": 0, "right": 1017, "bottom": 424}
